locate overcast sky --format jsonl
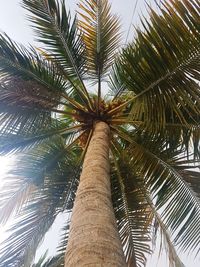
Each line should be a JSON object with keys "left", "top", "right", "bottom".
{"left": 0, "top": 0, "right": 159, "bottom": 44}
{"left": 0, "top": 1, "right": 199, "bottom": 267}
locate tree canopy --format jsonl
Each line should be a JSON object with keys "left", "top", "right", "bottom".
{"left": 0, "top": 0, "right": 200, "bottom": 266}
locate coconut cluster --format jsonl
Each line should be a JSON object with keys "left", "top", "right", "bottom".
{"left": 73, "top": 97, "right": 126, "bottom": 125}
{"left": 73, "top": 97, "right": 127, "bottom": 147}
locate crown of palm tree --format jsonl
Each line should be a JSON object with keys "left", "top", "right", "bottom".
{"left": 0, "top": 0, "right": 200, "bottom": 266}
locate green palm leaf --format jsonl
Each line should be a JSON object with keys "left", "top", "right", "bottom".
{"left": 111, "top": 155, "right": 151, "bottom": 267}
{"left": 78, "top": 0, "right": 121, "bottom": 79}
{"left": 0, "top": 177, "right": 34, "bottom": 225}
{"left": 33, "top": 254, "right": 64, "bottom": 267}
{"left": 0, "top": 137, "right": 80, "bottom": 266}
{"left": 22, "top": 0, "right": 92, "bottom": 108}
{"left": 111, "top": 0, "right": 200, "bottom": 130}
{"left": 0, "top": 34, "right": 70, "bottom": 135}
{"left": 22, "top": 0, "right": 85, "bottom": 76}
{"left": 131, "top": 122, "right": 200, "bottom": 159}
{"left": 0, "top": 34, "right": 66, "bottom": 92}
{"left": 111, "top": 131, "right": 189, "bottom": 266}
{"left": 0, "top": 188, "right": 62, "bottom": 267}
{"left": 124, "top": 138, "right": 200, "bottom": 254}
{"left": 0, "top": 121, "right": 82, "bottom": 155}
{"left": 176, "top": 168, "right": 200, "bottom": 199}
{"left": 145, "top": 192, "right": 184, "bottom": 267}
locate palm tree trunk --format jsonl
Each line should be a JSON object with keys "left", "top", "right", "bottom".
{"left": 65, "top": 121, "right": 126, "bottom": 266}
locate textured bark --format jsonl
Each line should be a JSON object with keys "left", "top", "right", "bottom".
{"left": 65, "top": 121, "right": 126, "bottom": 266}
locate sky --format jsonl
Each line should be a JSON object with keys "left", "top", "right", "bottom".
{"left": 0, "top": 0, "right": 159, "bottom": 44}
{"left": 0, "top": 1, "right": 199, "bottom": 267}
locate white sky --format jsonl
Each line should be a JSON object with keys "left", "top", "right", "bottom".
{"left": 0, "top": 1, "right": 199, "bottom": 266}
{"left": 0, "top": 0, "right": 159, "bottom": 44}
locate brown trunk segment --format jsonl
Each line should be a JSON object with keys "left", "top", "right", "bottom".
{"left": 65, "top": 121, "right": 126, "bottom": 266}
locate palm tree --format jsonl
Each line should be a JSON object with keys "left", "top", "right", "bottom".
{"left": 0, "top": 0, "right": 199, "bottom": 266}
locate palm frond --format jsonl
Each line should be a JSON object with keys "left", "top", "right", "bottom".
{"left": 0, "top": 188, "right": 61, "bottom": 267}
{"left": 0, "top": 137, "right": 80, "bottom": 266}
{"left": 56, "top": 222, "right": 70, "bottom": 261}
{"left": 40, "top": 216, "right": 71, "bottom": 267}
{"left": 78, "top": 0, "right": 121, "bottom": 81}
{"left": 111, "top": 151, "right": 152, "bottom": 267}
{"left": 34, "top": 215, "right": 71, "bottom": 267}
{"left": 131, "top": 122, "right": 200, "bottom": 159}
{"left": 111, "top": 132, "right": 188, "bottom": 267}
{"left": 22, "top": 0, "right": 85, "bottom": 77}
{"left": 111, "top": 0, "right": 200, "bottom": 130}
{"left": 122, "top": 136, "right": 200, "bottom": 254}
{"left": 33, "top": 254, "right": 64, "bottom": 267}
{"left": 144, "top": 191, "right": 184, "bottom": 267}
{"left": 0, "top": 135, "right": 79, "bottom": 224}
{"left": 0, "top": 108, "right": 50, "bottom": 138}
{"left": 0, "top": 80, "right": 52, "bottom": 136}
{"left": 0, "top": 82, "right": 58, "bottom": 112}
{"left": 0, "top": 78, "right": 59, "bottom": 133}
{"left": 22, "top": 0, "right": 92, "bottom": 108}
{"left": 175, "top": 168, "right": 200, "bottom": 200}
{"left": 111, "top": 114, "right": 200, "bottom": 161}
{"left": 0, "top": 34, "right": 66, "bottom": 92}
{"left": 108, "top": 63, "right": 126, "bottom": 98}
{"left": 112, "top": 122, "right": 200, "bottom": 256}
{"left": 155, "top": 123, "right": 200, "bottom": 159}
{"left": 32, "top": 251, "right": 49, "bottom": 267}
{"left": 0, "top": 34, "right": 71, "bottom": 135}
{"left": 0, "top": 121, "right": 82, "bottom": 155}
{"left": 111, "top": 133, "right": 198, "bottom": 266}
{"left": 0, "top": 178, "right": 34, "bottom": 225}
{"left": 0, "top": 70, "right": 83, "bottom": 139}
